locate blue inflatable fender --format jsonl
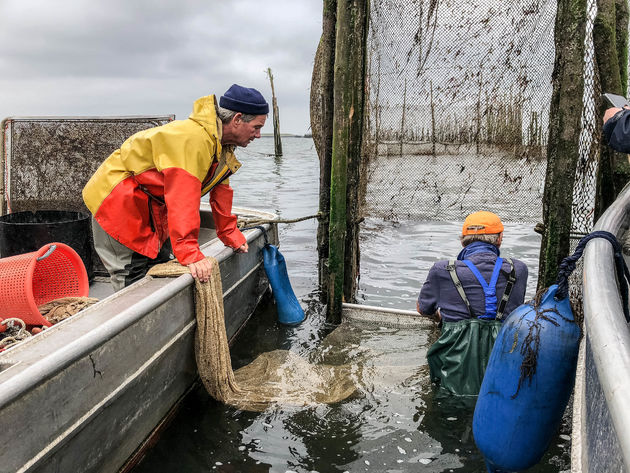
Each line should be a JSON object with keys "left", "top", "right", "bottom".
{"left": 262, "top": 244, "right": 305, "bottom": 325}
{"left": 472, "top": 285, "right": 580, "bottom": 472}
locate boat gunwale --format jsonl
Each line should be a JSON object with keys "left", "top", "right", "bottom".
{"left": 582, "top": 183, "right": 630, "bottom": 472}
{"left": 0, "top": 206, "right": 276, "bottom": 409}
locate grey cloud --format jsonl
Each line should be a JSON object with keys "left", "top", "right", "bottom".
{"left": 0, "top": 0, "right": 322, "bottom": 133}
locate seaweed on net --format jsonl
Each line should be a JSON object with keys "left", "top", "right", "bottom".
{"left": 511, "top": 231, "right": 629, "bottom": 399}
{"left": 510, "top": 288, "right": 573, "bottom": 399}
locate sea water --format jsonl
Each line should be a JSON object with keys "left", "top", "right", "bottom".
{"left": 131, "top": 137, "right": 569, "bottom": 472}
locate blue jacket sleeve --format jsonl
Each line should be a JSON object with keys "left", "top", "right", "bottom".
{"left": 603, "top": 109, "right": 630, "bottom": 153}
{"left": 418, "top": 264, "right": 440, "bottom": 315}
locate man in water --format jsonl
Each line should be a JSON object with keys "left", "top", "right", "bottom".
{"left": 83, "top": 84, "right": 268, "bottom": 291}
{"left": 416, "top": 211, "right": 528, "bottom": 396}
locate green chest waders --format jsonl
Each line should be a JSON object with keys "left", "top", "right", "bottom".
{"left": 427, "top": 258, "right": 515, "bottom": 396}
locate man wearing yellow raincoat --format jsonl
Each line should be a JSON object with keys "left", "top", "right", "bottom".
{"left": 83, "top": 84, "right": 268, "bottom": 290}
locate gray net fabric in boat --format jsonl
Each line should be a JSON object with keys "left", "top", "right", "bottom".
{"left": 148, "top": 258, "right": 357, "bottom": 412}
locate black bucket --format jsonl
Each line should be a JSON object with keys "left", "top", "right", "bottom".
{"left": 0, "top": 210, "right": 94, "bottom": 281}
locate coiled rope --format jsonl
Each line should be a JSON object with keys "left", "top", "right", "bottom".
{"left": 554, "top": 230, "right": 630, "bottom": 321}
{"left": 0, "top": 318, "right": 31, "bottom": 350}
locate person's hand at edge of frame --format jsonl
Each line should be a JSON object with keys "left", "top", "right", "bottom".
{"left": 603, "top": 106, "right": 630, "bottom": 125}
{"left": 416, "top": 301, "right": 442, "bottom": 323}
{"left": 234, "top": 242, "right": 249, "bottom": 253}
{"left": 188, "top": 258, "right": 213, "bottom": 283}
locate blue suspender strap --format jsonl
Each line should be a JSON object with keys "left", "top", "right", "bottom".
{"left": 462, "top": 257, "right": 504, "bottom": 319}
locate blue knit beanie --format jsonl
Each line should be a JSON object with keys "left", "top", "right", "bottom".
{"left": 219, "top": 84, "right": 269, "bottom": 115}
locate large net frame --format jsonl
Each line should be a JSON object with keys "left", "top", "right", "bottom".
{"left": 361, "top": 0, "right": 600, "bottom": 231}
{"left": 357, "top": 0, "right": 607, "bottom": 310}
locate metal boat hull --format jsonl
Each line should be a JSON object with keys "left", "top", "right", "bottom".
{"left": 0, "top": 206, "right": 277, "bottom": 473}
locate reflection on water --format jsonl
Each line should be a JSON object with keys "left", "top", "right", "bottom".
{"left": 133, "top": 138, "right": 569, "bottom": 473}
{"left": 358, "top": 218, "right": 542, "bottom": 310}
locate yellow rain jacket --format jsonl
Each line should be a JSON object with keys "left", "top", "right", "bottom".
{"left": 83, "top": 95, "right": 246, "bottom": 266}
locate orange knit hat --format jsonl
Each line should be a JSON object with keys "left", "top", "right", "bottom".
{"left": 462, "top": 211, "right": 504, "bottom": 236}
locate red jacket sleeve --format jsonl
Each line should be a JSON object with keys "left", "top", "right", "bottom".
{"left": 210, "top": 183, "right": 246, "bottom": 249}
{"left": 162, "top": 167, "right": 205, "bottom": 265}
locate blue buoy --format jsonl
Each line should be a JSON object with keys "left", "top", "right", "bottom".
{"left": 472, "top": 285, "right": 580, "bottom": 472}
{"left": 262, "top": 244, "right": 305, "bottom": 325}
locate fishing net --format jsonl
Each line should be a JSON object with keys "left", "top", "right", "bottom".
{"left": 148, "top": 257, "right": 358, "bottom": 412}
{"left": 38, "top": 296, "right": 99, "bottom": 325}
{"left": 311, "top": 321, "right": 433, "bottom": 393}
{"left": 342, "top": 303, "right": 434, "bottom": 328}
{"left": 361, "top": 0, "right": 599, "bottom": 229}
{"left": 357, "top": 0, "right": 604, "bottom": 315}
{"left": 0, "top": 296, "right": 99, "bottom": 351}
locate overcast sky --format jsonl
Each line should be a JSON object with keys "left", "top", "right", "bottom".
{"left": 0, "top": 0, "right": 322, "bottom": 135}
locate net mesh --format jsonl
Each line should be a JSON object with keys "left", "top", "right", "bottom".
{"left": 148, "top": 258, "right": 358, "bottom": 412}
{"left": 361, "top": 0, "right": 600, "bottom": 230}
{"left": 359, "top": 0, "right": 608, "bottom": 312}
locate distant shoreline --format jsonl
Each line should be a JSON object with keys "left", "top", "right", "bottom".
{"left": 260, "top": 133, "right": 312, "bottom": 138}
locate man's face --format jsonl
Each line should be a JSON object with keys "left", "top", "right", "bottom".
{"left": 232, "top": 114, "right": 266, "bottom": 147}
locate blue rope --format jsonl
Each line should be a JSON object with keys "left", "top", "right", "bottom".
{"left": 555, "top": 230, "right": 630, "bottom": 321}
{"left": 240, "top": 225, "right": 269, "bottom": 246}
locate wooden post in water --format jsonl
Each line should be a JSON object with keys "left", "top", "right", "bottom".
{"left": 266, "top": 68, "right": 283, "bottom": 157}
{"left": 310, "top": 0, "right": 337, "bottom": 299}
{"left": 475, "top": 72, "right": 483, "bottom": 155}
{"left": 375, "top": 55, "right": 381, "bottom": 145}
{"left": 430, "top": 81, "right": 436, "bottom": 157}
{"left": 593, "top": 0, "right": 629, "bottom": 218}
{"left": 537, "top": 0, "right": 587, "bottom": 289}
{"left": 326, "top": 0, "right": 368, "bottom": 323}
{"left": 400, "top": 79, "right": 407, "bottom": 156}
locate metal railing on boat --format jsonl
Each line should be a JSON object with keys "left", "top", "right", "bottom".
{"left": 582, "top": 183, "right": 630, "bottom": 472}
{"left": 0, "top": 223, "right": 272, "bottom": 408}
